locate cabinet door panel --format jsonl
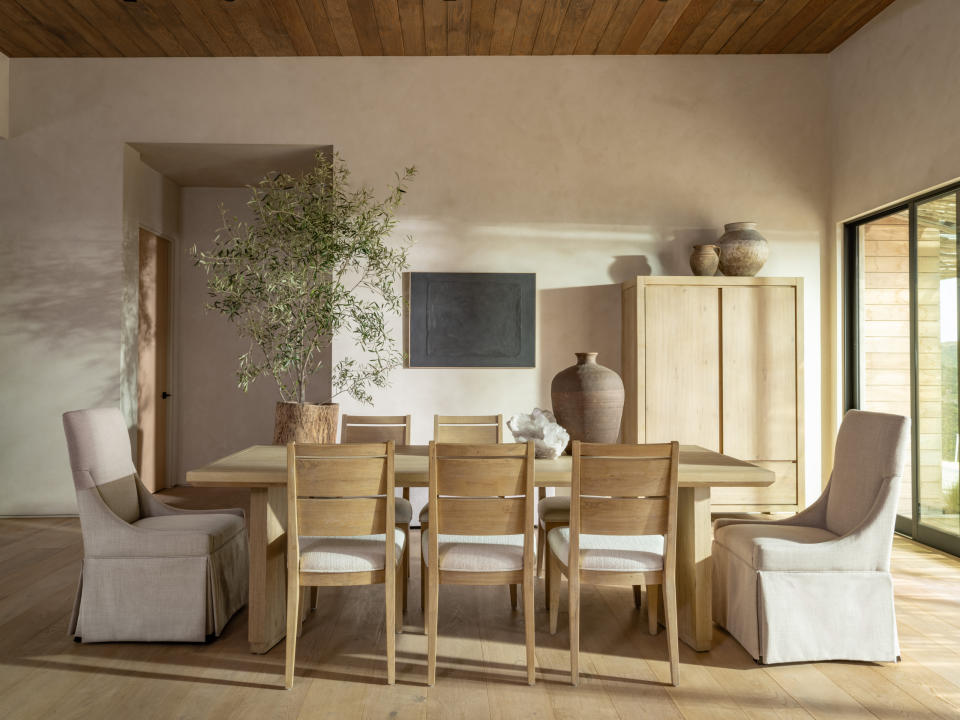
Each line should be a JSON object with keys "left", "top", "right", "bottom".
{"left": 721, "top": 286, "right": 797, "bottom": 461}
{"left": 645, "top": 285, "right": 721, "bottom": 451}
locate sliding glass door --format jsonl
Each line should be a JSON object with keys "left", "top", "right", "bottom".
{"left": 916, "top": 193, "right": 958, "bottom": 543}
{"left": 846, "top": 184, "right": 960, "bottom": 556}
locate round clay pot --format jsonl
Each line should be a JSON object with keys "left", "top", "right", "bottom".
{"left": 718, "top": 222, "right": 768, "bottom": 277}
{"left": 273, "top": 402, "right": 339, "bottom": 445}
{"left": 690, "top": 244, "right": 720, "bottom": 276}
{"left": 550, "top": 353, "right": 624, "bottom": 453}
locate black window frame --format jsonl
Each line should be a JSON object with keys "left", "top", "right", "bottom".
{"left": 844, "top": 180, "right": 960, "bottom": 558}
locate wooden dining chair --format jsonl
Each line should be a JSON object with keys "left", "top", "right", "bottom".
{"left": 340, "top": 414, "right": 412, "bottom": 612}
{"left": 433, "top": 414, "right": 503, "bottom": 444}
{"left": 421, "top": 414, "right": 505, "bottom": 607}
{"left": 547, "top": 440, "right": 680, "bottom": 686}
{"left": 424, "top": 441, "right": 537, "bottom": 685}
{"left": 284, "top": 441, "right": 404, "bottom": 689}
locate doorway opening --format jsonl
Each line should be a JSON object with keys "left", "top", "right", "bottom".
{"left": 137, "top": 227, "right": 172, "bottom": 492}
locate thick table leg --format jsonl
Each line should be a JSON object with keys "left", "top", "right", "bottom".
{"left": 247, "top": 486, "right": 288, "bottom": 654}
{"left": 675, "top": 486, "right": 713, "bottom": 652}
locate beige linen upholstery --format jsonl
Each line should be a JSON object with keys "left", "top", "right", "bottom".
{"left": 538, "top": 496, "right": 570, "bottom": 522}
{"left": 63, "top": 407, "right": 248, "bottom": 643}
{"left": 300, "top": 530, "right": 406, "bottom": 573}
{"left": 712, "top": 409, "right": 909, "bottom": 665}
{"left": 420, "top": 532, "right": 532, "bottom": 572}
{"left": 394, "top": 501, "right": 412, "bottom": 524}
{"left": 547, "top": 527, "right": 664, "bottom": 572}
{"left": 536, "top": 495, "right": 570, "bottom": 594}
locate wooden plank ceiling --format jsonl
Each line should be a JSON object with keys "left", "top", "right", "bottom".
{"left": 0, "top": 0, "right": 897, "bottom": 57}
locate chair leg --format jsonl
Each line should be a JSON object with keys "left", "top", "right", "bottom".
{"left": 284, "top": 578, "right": 300, "bottom": 689}
{"left": 509, "top": 584, "right": 518, "bottom": 609}
{"left": 427, "top": 565, "right": 439, "bottom": 685}
{"left": 396, "top": 564, "right": 404, "bottom": 634}
{"left": 647, "top": 584, "right": 659, "bottom": 635}
{"left": 569, "top": 569, "right": 580, "bottom": 686}
{"left": 420, "top": 523, "right": 428, "bottom": 613}
{"left": 310, "top": 586, "right": 319, "bottom": 610}
{"left": 548, "top": 552, "right": 561, "bottom": 635}
{"left": 524, "top": 566, "right": 536, "bottom": 686}
{"left": 545, "top": 528, "right": 553, "bottom": 612}
{"left": 633, "top": 585, "right": 643, "bottom": 609}
{"left": 663, "top": 579, "right": 679, "bottom": 687}
{"left": 536, "top": 524, "right": 545, "bottom": 578}
{"left": 386, "top": 560, "right": 396, "bottom": 685}
{"left": 400, "top": 523, "right": 409, "bottom": 614}
{"left": 297, "top": 587, "right": 309, "bottom": 638}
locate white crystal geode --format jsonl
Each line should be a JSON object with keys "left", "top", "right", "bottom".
{"left": 507, "top": 408, "right": 569, "bottom": 459}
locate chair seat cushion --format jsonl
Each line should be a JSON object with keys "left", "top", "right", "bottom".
{"left": 133, "top": 513, "right": 245, "bottom": 553}
{"left": 300, "top": 528, "right": 406, "bottom": 573}
{"left": 421, "top": 531, "right": 533, "bottom": 572}
{"left": 547, "top": 527, "right": 664, "bottom": 572}
{"left": 395, "top": 497, "right": 412, "bottom": 524}
{"left": 714, "top": 522, "right": 839, "bottom": 570}
{"left": 538, "top": 496, "right": 570, "bottom": 523}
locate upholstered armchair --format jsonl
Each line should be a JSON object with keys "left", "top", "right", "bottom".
{"left": 712, "top": 410, "right": 909, "bottom": 664}
{"left": 63, "top": 407, "right": 249, "bottom": 643}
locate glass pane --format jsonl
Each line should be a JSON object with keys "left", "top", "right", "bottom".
{"left": 859, "top": 210, "right": 913, "bottom": 518}
{"left": 918, "top": 193, "right": 959, "bottom": 538}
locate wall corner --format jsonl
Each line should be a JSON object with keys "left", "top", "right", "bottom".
{"left": 0, "top": 53, "right": 9, "bottom": 139}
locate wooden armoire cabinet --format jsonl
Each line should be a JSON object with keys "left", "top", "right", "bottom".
{"left": 621, "top": 277, "right": 804, "bottom": 513}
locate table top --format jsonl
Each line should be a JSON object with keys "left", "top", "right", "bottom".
{"left": 186, "top": 444, "right": 775, "bottom": 489}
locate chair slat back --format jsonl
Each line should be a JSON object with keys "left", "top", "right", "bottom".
{"left": 436, "top": 498, "right": 527, "bottom": 534}
{"left": 287, "top": 442, "right": 395, "bottom": 541}
{"left": 434, "top": 415, "right": 503, "bottom": 444}
{"left": 435, "top": 456, "right": 525, "bottom": 496}
{"left": 429, "top": 441, "right": 534, "bottom": 536}
{"left": 572, "top": 441, "right": 678, "bottom": 542}
{"left": 341, "top": 415, "right": 411, "bottom": 445}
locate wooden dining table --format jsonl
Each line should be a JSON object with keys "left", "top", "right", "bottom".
{"left": 186, "top": 443, "right": 774, "bottom": 654}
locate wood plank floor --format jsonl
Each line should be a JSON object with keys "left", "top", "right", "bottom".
{"left": 1, "top": 517, "right": 959, "bottom": 719}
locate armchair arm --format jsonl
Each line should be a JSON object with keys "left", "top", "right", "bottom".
{"left": 713, "top": 478, "right": 830, "bottom": 532}
{"left": 136, "top": 478, "right": 245, "bottom": 521}
{"left": 77, "top": 487, "right": 214, "bottom": 558}
{"left": 752, "top": 474, "right": 900, "bottom": 572}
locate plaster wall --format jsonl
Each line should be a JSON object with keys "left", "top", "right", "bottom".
{"left": 823, "top": 0, "right": 960, "bottom": 470}
{"left": 0, "top": 53, "right": 8, "bottom": 139}
{"left": 0, "top": 56, "right": 829, "bottom": 514}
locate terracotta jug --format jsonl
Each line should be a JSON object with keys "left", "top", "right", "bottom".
{"left": 690, "top": 244, "right": 720, "bottom": 276}
{"left": 550, "top": 353, "right": 624, "bottom": 452}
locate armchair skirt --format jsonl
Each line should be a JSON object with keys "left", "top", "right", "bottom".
{"left": 69, "top": 485, "right": 249, "bottom": 643}
{"left": 712, "top": 539, "right": 898, "bottom": 664}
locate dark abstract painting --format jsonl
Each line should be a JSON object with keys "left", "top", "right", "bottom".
{"left": 407, "top": 272, "right": 536, "bottom": 367}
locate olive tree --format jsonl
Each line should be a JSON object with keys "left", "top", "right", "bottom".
{"left": 192, "top": 151, "right": 415, "bottom": 405}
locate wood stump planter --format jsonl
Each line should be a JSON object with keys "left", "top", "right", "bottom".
{"left": 273, "top": 402, "right": 339, "bottom": 445}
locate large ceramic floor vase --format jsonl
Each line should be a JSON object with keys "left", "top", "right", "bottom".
{"left": 273, "top": 402, "right": 339, "bottom": 445}
{"left": 551, "top": 353, "right": 625, "bottom": 452}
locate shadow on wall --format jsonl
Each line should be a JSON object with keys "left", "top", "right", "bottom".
{"left": 0, "top": 237, "right": 120, "bottom": 409}
{"left": 658, "top": 228, "right": 721, "bottom": 276}
{"left": 608, "top": 255, "right": 652, "bottom": 282}
{"left": 538, "top": 284, "right": 622, "bottom": 411}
